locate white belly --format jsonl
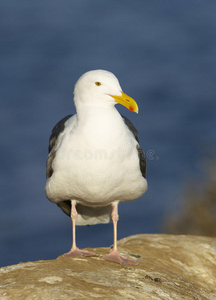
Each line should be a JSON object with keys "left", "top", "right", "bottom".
{"left": 45, "top": 111, "right": 147, "bottom": 206}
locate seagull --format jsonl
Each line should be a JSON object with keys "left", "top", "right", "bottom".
{"left": 45, "top": 70, "right": 147, "bottom": 265}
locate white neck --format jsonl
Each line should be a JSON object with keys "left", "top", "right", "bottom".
{"left": 75, "top": 104, "right": 126, "bottom": 147}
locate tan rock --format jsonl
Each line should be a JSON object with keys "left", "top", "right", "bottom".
{"left": 0, "top": 234, "right": 216, "bottom": 300}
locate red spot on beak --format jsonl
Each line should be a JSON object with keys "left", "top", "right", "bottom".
{"left": 129, "top": 106, "right": 134, "bottom": 111}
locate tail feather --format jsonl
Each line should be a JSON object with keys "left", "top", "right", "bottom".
{"left": 57, "top": 201, "right": 112, "bottom": 225}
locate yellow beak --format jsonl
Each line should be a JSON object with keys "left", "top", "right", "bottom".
{"left": 109, "top": 91, "right": 139, "bottom": 113}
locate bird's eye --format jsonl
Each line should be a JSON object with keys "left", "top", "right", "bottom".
{"left": 95, "top": 81, "right": 101, "bottom": 86}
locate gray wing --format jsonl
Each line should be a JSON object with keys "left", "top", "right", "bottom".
{"left": 122, "top": 115, "right": 147, "bottom": 178}
{"left": 46, "top": 114, "right": 73, "bottom": 178}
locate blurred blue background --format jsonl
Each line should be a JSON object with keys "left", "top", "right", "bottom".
{"left": 1, "top": 0, "right": 216, "bottom": 267}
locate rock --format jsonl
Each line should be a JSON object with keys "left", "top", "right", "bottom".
{"left": 0, "top": 234, "right": 216, "bottom": 299}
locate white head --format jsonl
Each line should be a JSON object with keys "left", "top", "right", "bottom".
{"left": 74, "top": 69, "right": 138, "bottom": 113}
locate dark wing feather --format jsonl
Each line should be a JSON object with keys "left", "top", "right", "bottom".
{"left": 46, "top": 114, "right": 73, "bottom": 178}
{"left": 57, "top": 200, "right": 71, "bottom": 217}
{"left": 122, "top": 115, "right": 147, "bottom": 178}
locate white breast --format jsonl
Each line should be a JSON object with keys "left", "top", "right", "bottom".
{"left": 45, "top": 107, "right": 147, "bottom": 206}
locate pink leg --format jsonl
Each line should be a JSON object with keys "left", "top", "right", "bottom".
{"left": 103, "top": 203, "right": 138, "bottom": 265}
{"left": 63, "top": 201, "right": 96, "bottom": 257}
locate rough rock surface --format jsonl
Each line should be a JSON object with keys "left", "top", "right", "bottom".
{"left": 0, "top": 234, "right": 216, "bottom": 300}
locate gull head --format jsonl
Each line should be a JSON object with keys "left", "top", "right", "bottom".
{"left": 74, "top": 70, "right": 138, "bottom": 113}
